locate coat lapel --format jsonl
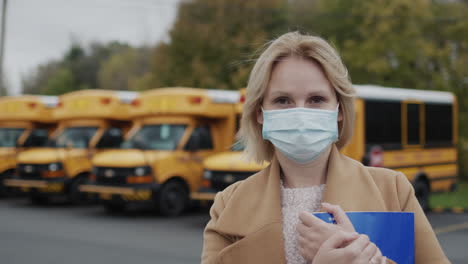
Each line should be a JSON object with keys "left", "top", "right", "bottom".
{"left": 322, "top": 145, "right": 388, "bottom": 211}
{"left": 214, "top": 156, "right": 286, "bottom": 263}
{"left": 215, "top": 156, "right": 283, "bottom": 236}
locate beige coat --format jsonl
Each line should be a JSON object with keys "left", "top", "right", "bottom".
{"left": 201, "top": 145, "right": 450, "bottom": 264}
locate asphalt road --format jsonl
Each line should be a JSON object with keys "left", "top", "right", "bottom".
{"left": 0, "top": 198, "right": 467, "bottom": 264}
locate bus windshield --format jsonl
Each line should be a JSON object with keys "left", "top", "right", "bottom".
{"left": 122, "top": 124, "right": 187, "bottom": 150}
{"left": 48, "top": 127, "right": 98, "bottom": 149}
{"left": 0, "top": 128, "right": 26, "bottom": 147}
{"left": 22, "top": 129, "right": 50, "bottom": 148}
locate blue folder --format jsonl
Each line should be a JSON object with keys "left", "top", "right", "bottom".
{"left": 313, "top": 212, "right": 414, "bottom": 264}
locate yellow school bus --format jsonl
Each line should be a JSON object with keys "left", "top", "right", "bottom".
{"left": 5, "top": 90, "right": 138, "bottom": 204}
{"left": 191, "top": 89, "right": 267, "bottom": 201}
{"left": 193, "top": 85, "right": 457, "bottom": 211}
{"left": 0, "top": 95, "right": 58, "bottom": 196}
{"left": 80, "top": 87, "right": 238, "bottom": 216}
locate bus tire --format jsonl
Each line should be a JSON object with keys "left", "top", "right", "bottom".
{"left": 68, "top": 177, "right": 90, "bottom": 205}
{"left": 0, "top": 171, "right": 16, "bottom": 197}
{"left": 157, "top": 180, "right": 188, "bottom": 217}
{"left": 103, "top": 201, "right": 126, "bottom": 213}
{"left": 414, "top": 180, "right": 430, "bottom": 212}
{"left": 30, "top": 193, "right": 48, "bottom": 205}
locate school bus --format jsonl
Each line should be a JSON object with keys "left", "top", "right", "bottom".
{"left": 0, "top": 95, "right": 58, "bottom": 196}
{"left": 4, "top": 90, "right": 138, "bottom": 204}
{"left": 192, "top": 85, "right": 458, "bottom": 211}
{"left": 191, "top": 89, "right": 267, "bottom": 201}
{"left": 79, "top": 88, "right": 238, "bottom": 216}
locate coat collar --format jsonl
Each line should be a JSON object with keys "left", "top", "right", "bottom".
{"left": 215, "top": 144, "right": 387, "bottom": 237}
{"left": 321, "top": 145, "right": 387, "bottom": 211}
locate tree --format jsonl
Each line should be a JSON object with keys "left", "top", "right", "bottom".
{"left": 42, "top": 68, "right": 76, "bottom": 95}
{"left": 139, "top": 0, "right": 288, "bottom": 90}
{"left": 0, "top": 73, "right": 9, "bottom": 95}
{"left": 21, "top": 61, "right": 61, "bottom": 95}
{"left": 98, "top": 47, "right": 151, "bottom": 91}
{"left": 21, "top": 41, "right": 132, "bottom": 94}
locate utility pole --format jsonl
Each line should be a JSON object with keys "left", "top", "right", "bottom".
{"left": 0, "top": 0, "right": 8, "bottom": 96}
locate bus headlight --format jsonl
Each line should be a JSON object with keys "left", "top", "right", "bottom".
{"left": 48, "top": 162, "right": 63, "bottom": 171}
{"left": 203, "top": 170, "right": 212, "bottom": 180}
{"left": 134, "top": 166, "right": 151, "bottom": 176}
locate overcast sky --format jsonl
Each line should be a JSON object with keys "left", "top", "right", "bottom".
{"left": 3, "top": 0, "right": 181, "bottom": 95}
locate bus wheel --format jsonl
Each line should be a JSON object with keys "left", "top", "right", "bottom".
{"left": 414, "top": 180, "right": 430, "bottom": 212}
{"left": 30, "top": 193, "right": 48, "bottom": 205}
{"left": 0, "top": 172, "right": 16, "bottom": 197}
{"left": 157, "top": 181, "right": 188, "bottom": 217}
{"left": 68, "top": 177, "right": 89, "bottom": 205}
{"left": 103, "top": 201, "right": 125, "bottom": 213}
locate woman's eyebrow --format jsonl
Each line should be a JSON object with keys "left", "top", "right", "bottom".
{"left": 306, "top": 91, "right": 327, "bottom": 97}
{"left": 269, "top": 91, "right": 290, "bottom": 97}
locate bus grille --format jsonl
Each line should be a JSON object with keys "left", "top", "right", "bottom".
{"left": 17, "top": 164, "right": 49, "bottom": 179}
{"left": 95, "top": 167, "right": 132, "bottom": 185}
{"left": 209, "top": 171, "right": 253, "bottom": 191}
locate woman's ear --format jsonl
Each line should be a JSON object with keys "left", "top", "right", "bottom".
{"left": 257, "top": 107, "right": 263, "bottom": 124}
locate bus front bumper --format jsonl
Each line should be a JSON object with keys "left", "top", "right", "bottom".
{"left": 191, "top": 187, "right": 217, "bottom": 201}
{"left": 4, "top": 178, "right": 65, "bottom": 193}
{"left": 80, "top": 184, "right": 157, "bottom": 202}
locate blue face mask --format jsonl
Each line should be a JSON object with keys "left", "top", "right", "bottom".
{"left": 262, "top": 106, "right": 339, "bottom": 164}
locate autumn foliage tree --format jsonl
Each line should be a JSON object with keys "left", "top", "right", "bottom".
{"left": 139, "top": 0, "right": 288, "bottom": 90}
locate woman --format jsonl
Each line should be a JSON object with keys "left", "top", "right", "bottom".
{"left": 202, "top": 32, "right": 449, "bottom": 264}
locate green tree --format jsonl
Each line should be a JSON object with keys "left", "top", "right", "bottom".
{"left": 21, "top": 61, "right": 60, "bottom": 94}
{"left": 21, "top": 41, "right": 132, "bottom": 94}
{"left": 139, "top": 0, "right": 288, "bottom": 90}
{"left": 98, "top": 47, "right": 151, "bottom": 91}
{"left": 42, "top": 68, "right": 76, "bottom": 95}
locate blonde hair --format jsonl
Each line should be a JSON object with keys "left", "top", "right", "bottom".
{"left": 238, "top": 32, "right": 356, "bottom": 163}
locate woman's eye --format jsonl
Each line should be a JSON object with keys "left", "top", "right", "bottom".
{"left": 274, "top": 97, "right": 290, "bottom": 104}
{"left": 309, "top": 96, "right": 325, "bottom": 103}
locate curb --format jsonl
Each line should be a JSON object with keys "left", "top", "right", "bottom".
{"left": 430, "top": 207, "right": 468, "bottom": 214}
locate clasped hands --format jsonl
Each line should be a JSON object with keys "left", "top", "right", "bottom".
{"left": 297, "top": 203, "right": 386, "bottom": 264}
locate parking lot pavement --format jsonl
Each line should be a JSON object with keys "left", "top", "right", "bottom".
{"left": 0, "top": 198, "right": 467, "bottom": 264}
{"left": 427, "top": 212, "right": 468, "bottom": 264}
{"left": 0, "top": 198, "right": 210, "bottom": 264}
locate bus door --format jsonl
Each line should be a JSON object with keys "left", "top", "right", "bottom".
{"left": 182, "top": 123, "right": 216, "bottom": 190}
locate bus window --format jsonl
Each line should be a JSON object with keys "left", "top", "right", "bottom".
{"left": 185, "top": 126, "right": 214, "bottom": 151}
{"left": 0, "top": 128, "right": 25, "bottom": 147}
{"left": 50, "top": 127, "right": 98, "bottom": 149}
{"left": 22, "top": 129, "right": 49, "bottom": 147}
{"left": 365, "top": 101, "right": 402, "bottom": 150}
{"left": 407, "top": 103, "right": 421, "bottom": 145}
{"left": 122, "top": 124, "right": 186, "bottom": 150}
{"left": 425, "top": 104, "right": 453, "bottom": 147}
{"left": 197, "top": 126, "right": 214, "bottom": 150}
{"left": 95, "top": 127, "right": 124, "bottom": 149}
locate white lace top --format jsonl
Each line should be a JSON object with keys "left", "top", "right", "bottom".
{"left": 281, "top": 183, "right": 326, "bottom": 264}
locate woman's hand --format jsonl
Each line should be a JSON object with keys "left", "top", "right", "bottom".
{"left": 297, "top": 203, "right": 355, "bottom": 261}
{"left": 312, "top": 231, "right": 387, "bottom": 264}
